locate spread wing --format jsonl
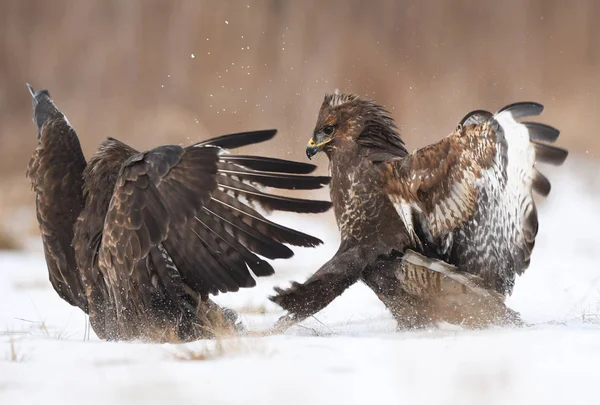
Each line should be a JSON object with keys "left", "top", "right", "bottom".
{"left": 381, "top": 102, "right": 568, "bottom": 294}
{"left": 97, "top": 130, "right": 333, "bottom": 321}
{"left": 26, "top": 84, "right": 89, "bottom": 312}
{"left": 28, "top": 137, "right": 88, "bottom": 311}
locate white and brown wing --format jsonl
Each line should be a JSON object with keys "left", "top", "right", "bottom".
{"left": 381, "top": 102, "right": 567, "bottom": 295}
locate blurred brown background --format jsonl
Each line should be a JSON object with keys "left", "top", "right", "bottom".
{"left": 1, "top": 0, "right": 599, "bottom": 248}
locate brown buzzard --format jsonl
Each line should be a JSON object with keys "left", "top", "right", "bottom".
{"left": 26, "top": 84, "right": 332, "bottom": 342}
{"left": 270, "top": 93, "right": 567, "bottom": 329}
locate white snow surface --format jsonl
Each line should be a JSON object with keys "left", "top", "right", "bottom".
{"left": 1, "top": 159, "right": 599, "bottom": 404}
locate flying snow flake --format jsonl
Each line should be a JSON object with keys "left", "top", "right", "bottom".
{"left": 225, "top": 20, "right": 229, "bottom": 24}
{"left": 191, "top": 53, "right": 195, "bottom": 59}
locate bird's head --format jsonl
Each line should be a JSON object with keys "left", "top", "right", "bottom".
{"left": 26, "top": 83, "right": 61, "bottom": 138}
{"left": 306, "top": 92, "right": 406, "bottom": 160}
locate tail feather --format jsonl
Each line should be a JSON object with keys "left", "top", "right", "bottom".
{"left": 398, "top": 250, "right": 502, "bottom": 300}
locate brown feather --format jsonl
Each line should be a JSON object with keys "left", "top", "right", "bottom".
{"left": 27, "top": 85, "right": 333, "bottom": 342}
{"left": 271, "top": 94, "right": 566, "bottom": 331}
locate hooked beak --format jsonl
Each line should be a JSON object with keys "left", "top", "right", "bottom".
{"left": 25, "top": 83, "right": 58, "bottom": 134}
{"left": 26, "top": 83, "right": 36, "bottom": 98}
{"left": 306, "top": 138, "right": 330, "bottom": 160}
{"left": 306, "top": 138, "right": 319, "bottom": 160}
{"left": 26, "top": 83, "right": 40, "bottom": 108}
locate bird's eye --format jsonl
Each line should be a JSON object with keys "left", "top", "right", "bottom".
{"left": 322, "top": 125, "right": 335, "bottom": 136}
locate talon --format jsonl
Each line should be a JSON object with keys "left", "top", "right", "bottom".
{"left": 273, "top": 313, "right": 304, "bottom": 333}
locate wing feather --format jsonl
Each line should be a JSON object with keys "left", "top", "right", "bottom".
{"left": 381, "top": 102, "right": 567, "bottom": 295}
{"left": 523, "top": 122, "right": 560, "bottom": 143}
{"left": 97, "top": 131, "right": 333, "bottom": 317}
{"left": 532, "top": 142, "right": 568, "bottom": 165}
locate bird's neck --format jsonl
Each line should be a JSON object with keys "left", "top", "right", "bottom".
{"left": 327, "top": 143, "right": 364, "bottom": 186}
{"left": 327, "top": 144, "right": 380, "bottom": 242}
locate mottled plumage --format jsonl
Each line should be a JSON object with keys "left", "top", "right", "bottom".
{"left": 382, "top": 102, "right": 567, "bottom": 295}
{"left": 26, "top": 84, "right": 332, "bottom": 342}
{"left": 271, "top": 94, "right": 417, "bottom": 328}
{"left": 270, "top": 94, "right": 566, "bottom": 330}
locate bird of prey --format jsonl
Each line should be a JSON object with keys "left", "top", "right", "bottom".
{"left": 270, "top": 93, "right": 567, "bottom": 329}
{"left": 26, "top": 84, "right": 332, "bottom": 342}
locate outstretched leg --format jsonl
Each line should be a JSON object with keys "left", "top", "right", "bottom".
{"left": 269, "top": 246, "right": 366, "bottom": 331}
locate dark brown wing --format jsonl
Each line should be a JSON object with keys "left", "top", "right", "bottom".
{"left": 26, "top": 84, "right": 88, "bottom": 312}
{"left": 97, "top": 130, "right": 332, "bottom": 322}
{"left": 381, "top": 102, "right": 567, "bottom": 294}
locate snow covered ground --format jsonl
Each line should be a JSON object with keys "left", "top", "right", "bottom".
{"left": 1, "top": 159, "right": 599, "bottom": 404}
